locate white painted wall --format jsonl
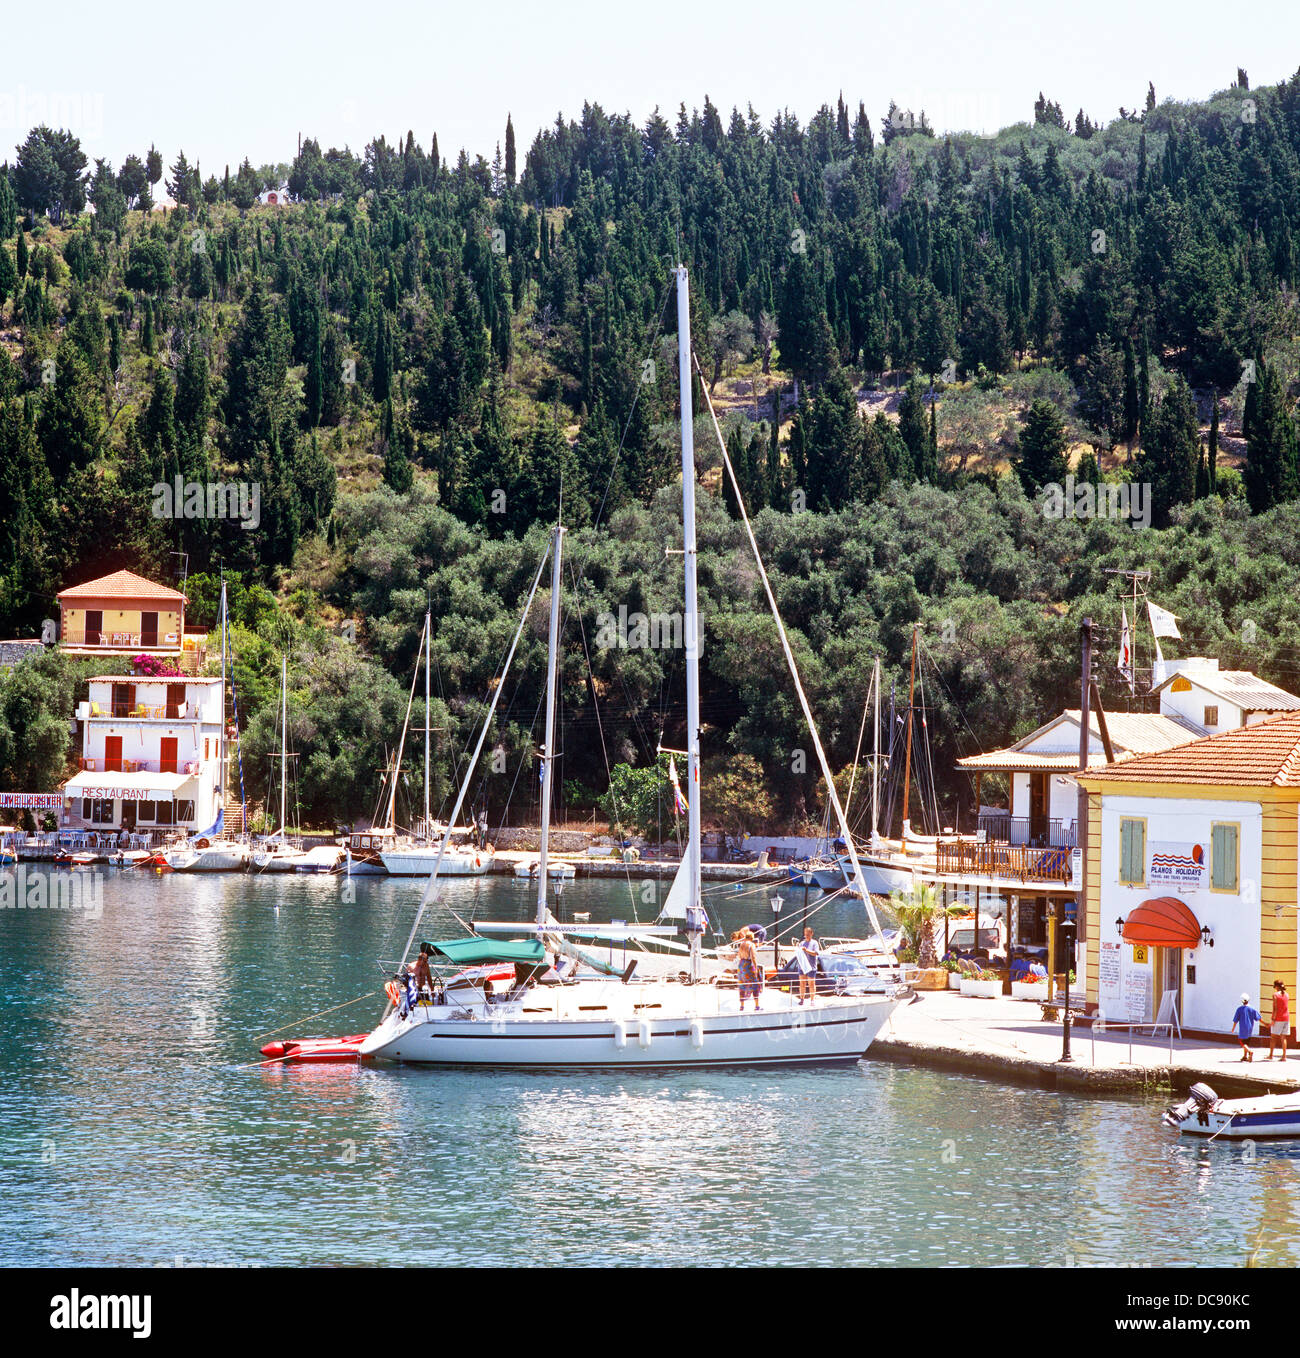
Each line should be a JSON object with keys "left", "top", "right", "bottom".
{"left": 1095, "top": 793, "right": 1261, "bottom": 1033}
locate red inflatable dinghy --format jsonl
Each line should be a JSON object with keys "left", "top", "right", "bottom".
{"left": 260, "top": 1034, "right": 367, "bottom": 1063}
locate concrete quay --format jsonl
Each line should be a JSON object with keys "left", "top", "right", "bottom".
{"left": 873, "top": 989, "right": 1300, "bottom": 1098}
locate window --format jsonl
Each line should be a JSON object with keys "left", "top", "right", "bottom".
{"left": 155, "top": 802, "right": 174, "bottom": 826}
{"left": 176, "top": 800, "right": 195, "bottom": 824}
{"left": 1119, "top": 818, "right": 1146, "bottom": 885}
{"left": 1204, "top": 705, "right": 1219, "bottom": 727}
{"left": 1211, "top": 822, "right": 1240, "bottom": 892}
{"left": 90, "top": 799, "right": 115, "bottom": 825}
{"left": 81, "top": 798, "right": 91, "bottom": 820}
{"left": 138, "top": 801, "right": 157, "bottom": 823}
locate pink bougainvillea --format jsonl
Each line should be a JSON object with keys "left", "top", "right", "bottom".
{"left": 131, "top": 654, "right": 186, "bottom": 678}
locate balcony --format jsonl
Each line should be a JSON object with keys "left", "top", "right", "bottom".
{"left": 62, "top": 629, "right": 181, "bottom": 650}
{"left": 977, "top": 811, "right": 1077, "bottom": 849}
{"left": 82, "top": 702, "right": 196, "bottom": 720}
{"left": 936, "top": 840, "right": 1074, "bottom": 883}
{"left": 79, "top": 757, "right": 201, "bottom": 775}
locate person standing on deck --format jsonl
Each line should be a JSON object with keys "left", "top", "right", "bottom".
{"left": 1232, "top": 993, "right": 1261, "bottom": 1062}
{"left": 736, "top": 929, "right": 763, "bottom": 1011}
{"left": 1268, "top": 980, "right": 1290, "bottom": 1061}
{"left": 797, "top": 927, "right": 821, "bottom": 1006}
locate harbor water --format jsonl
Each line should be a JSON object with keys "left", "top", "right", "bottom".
{"left": 2, "top": 868, "right": 1298, "bottom": 1267}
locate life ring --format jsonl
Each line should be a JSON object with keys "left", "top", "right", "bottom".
{"left": 474, "top": 856, "right": 481, "bottom": 868}
{"left": 195, "top": 837, "right": 211, "bottom": 849}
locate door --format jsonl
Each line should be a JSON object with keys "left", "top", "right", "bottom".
{"left": 111, "top": 682, "right": 135, "bottom": 717}
{"left": 1155, "top": 946, "right": 1182, "bottom": 1025}
{"left": 104, "top": 736, "right": 123, "bottom": 773}
{"left": 166, "top": 683, "right": 185, "bottom": 719}
{"left": 141, "top": 612, "right": 159, "bottom": 647}
{"left": 160, "top": 737, "right": 178, "bottom": 775}
{"left": 1029, "top": 773, "right": 1049, "bottom": 846}
{"left": 85, "top": 610, "right": 103, "bottom": 646}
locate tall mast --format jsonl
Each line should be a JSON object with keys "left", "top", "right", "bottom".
{"left": 219, "top": 581, "right": 227, "bottom": 821}
{"left": 677, "top": 264, "right": 703, "bottom": 981}
{"left": 901, "top": 623, "right": 918, "bottom": 838}
{"left": 871, "top": 657, "right": 880, "bottom": 842}
{"left": 279, "top": 653, "right": 287, "bottom": 835}
{"left": 535, "top": 524, "right": 565, "bottom": 930}
{"left": 424, "top": 608, "right": 431, "bottom": 839}
{"left": 387, "top": 618, "right": 424, "bottom": 834}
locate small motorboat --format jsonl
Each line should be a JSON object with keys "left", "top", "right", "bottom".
{"left": 1162, "top": 1082, "right": 1300, "bottom": 1139}
{"left": 108, "top": 849, "right": 151, "bottom": 868}
{"left": 513, "top": 860, "right": 576, "bottom": 879}
{"left": 260, "top": 1034, "right": 367, "bottom": 1064}
{"left": 69, "top": 851, "right": 98, "bottom": 867}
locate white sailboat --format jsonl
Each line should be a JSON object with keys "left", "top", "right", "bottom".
{"left": 165, "top": 581, "right": 251, "bottom": 872}
{"left": 252, "top": 654, "right": 310, "bottom": 872}
{"left": 359, "top": 266, "right": 901, "bottom": 1068}
{"left": 378, "top": 611, "right": 493, "bottom": 878}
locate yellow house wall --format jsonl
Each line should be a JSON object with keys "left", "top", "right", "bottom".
{"left": 62, "top": 602, "right": 183, "bottom": 647}
{"left": 1085, "top": 791, "right": 1101, "bottom": 1007}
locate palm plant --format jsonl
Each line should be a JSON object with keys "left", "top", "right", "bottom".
{"left": 890, "top": 882, "right": 944, "bottom": 968}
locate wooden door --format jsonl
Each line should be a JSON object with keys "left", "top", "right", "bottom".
{"left": 104, "top": 736, "right": 123, "bottom": 773}
{"left": 166, "top": 683, "right": 185, "bottom": 719}
{"left": 85, "top": 610, "right": 103, "bottom": 645}
{"left": 141, "top": 611, "right": 159, "bottom": 647}
{"left": 160, "top": 737, "right": 178, "bottom": 775}
{"left": 1029, "top": 773, "right": 1048, "bottom": 846}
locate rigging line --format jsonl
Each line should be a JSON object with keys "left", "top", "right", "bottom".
{"left": 691, "top": 346, "right": 886, "bottom": 946}
{"left": 396, "top": 541, "right": 554, "bottom": 972}
{"left": 842, "top": 664, "right": 876, "bottom": 824}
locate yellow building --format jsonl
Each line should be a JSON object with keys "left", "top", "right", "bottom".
{"left": 57, "top": 569, "right": 207, "bottom": 673}
{"left": 1078, "top": 713, "right": 1300, "bottom": 1039}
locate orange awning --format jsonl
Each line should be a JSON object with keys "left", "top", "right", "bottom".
{"left": 1122, "top": 896, "right": 1201, "bottom": 948}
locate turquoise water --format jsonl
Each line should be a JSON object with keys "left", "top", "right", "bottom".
{"left": 1, "top": 868, "right": 1298, "bottom": 1267}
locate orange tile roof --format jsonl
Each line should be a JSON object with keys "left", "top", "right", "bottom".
{"left": 1080, "top": 712, "right": 1300, "bottom": 787}
{"left": 57, "top": 569, "right": 187, "bottom": 603}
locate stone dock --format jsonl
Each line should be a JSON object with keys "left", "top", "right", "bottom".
{"left": 874, "top": 989, "right": 1300, "bottom": 1097}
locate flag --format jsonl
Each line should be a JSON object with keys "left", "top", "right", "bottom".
{"left": 1151, "top": 636, "right": 1168, "bottom": 691}
{"left": 669, "top": 755, "right": 688, "bottom": 816}
{"left": 1118, "top": 606, "right": 1134, "bottom": 693}
{"left": 1148, "top": 601, "right": 1181, "bottom": 640}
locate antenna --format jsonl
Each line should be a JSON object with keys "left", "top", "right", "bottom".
{"left": 1104, "top": 567, "right": 1152, "bottom": 701}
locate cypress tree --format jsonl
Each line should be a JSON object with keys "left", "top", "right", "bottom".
{"left": 1244, "top": 361, "right": 1300, "bottom": 513}
{"left": 1016, "top": 399, "right": 1069, "bottom": 495}
{"left": 505, "top": 115, "right": 516, "bottom": 186}
{"left": 16, "top": 229, "right": 27, "bottom": 279}
{"left": 897, "top": 377, "right": 928, "bottom": 476}
{"left": 142, "top": 297, "right": 154, "bottom": 354}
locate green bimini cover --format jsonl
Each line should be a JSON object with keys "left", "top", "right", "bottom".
{"left": 423, "top": 937, "right": 547, "bottom": 966}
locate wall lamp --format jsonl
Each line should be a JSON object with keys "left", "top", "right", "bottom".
{"left": 1115, "top": 915, "right": 1126, "bottom": 934}
{"left": 1200, "top": 925, "right": 1215, "bottom": 948}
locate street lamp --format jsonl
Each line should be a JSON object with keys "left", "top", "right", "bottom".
{"left": 1059, "top": 918, "right": 1077, "bottom": 1063}
{"left": 770, "top": 894, "right": 783, "bottom": 970}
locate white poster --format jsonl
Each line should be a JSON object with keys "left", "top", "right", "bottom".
{"left": 1099, "top": 940, "right": 1122, "bottom": 1012}
{"left": 1149, "top": 841, "right": 1206, "bottom": 888}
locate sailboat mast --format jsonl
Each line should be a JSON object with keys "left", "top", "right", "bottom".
{"left": 901, "top": 623, "right": 918, "bottom": 837}
{"left": 676, "top": 265, "right": 704, "bottom": 980}
{"left": 219, "top": 581, "right": 227, "bottom": 820}
{"left": 872, "top": 657, "right": 880, "bottom": 842}
{"left": 424, "top": 608, "right": 431, "bottom": 839}
{"left": 279, "top": 653, "right": 287, "bottom": 835}
{"left": 535, "top": 524, "right": 565, "bottom": 929}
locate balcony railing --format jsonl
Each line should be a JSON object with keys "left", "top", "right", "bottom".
{"left": 936, "top": 840, "right": 1073, "bottom": 883}
{"left": 62, "top": 630, "right": 180, "bottom": 649}
{"left": 977, "top": 811, "right": 1077, "bottom": 849}
{"left": 78, "top": 757, "right": 201, "bottom": 776}
{"left": 86, "top": 703, "right": 192, "bottom": 720}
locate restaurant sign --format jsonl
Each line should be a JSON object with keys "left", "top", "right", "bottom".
{"left": 73, "top": 786, "right": 173, "bottom": 803}
{"left": 0, "top": 793, "right": 62, "bottom": 809}
{"left": 1149, "top": 840, "right": 1206, "bottom": 888}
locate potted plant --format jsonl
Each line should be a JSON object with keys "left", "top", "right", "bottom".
{"left": 1012, "top": 971, "right": 1049, "bottom": 1000}
{"left": 892, "top": 884, "right": 948, "bottom": 989}
{"left": 960, "top": 972, "right": 1003, "bottom": 999}
{"left": 942, "top": 958, "right": 962, "bottom": 990}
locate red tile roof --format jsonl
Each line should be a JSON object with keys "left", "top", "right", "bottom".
{"left": 57, "top": 570, "right": 187, "bottom": 603}
{"left": 1080, "top": 712, "right": 1300, "bottom": 787}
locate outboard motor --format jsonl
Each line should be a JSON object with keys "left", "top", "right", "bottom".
{"left": 1162, "top": 1082, "right": 1217, "bottom": 1128}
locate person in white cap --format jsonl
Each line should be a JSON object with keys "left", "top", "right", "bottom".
{"left": 1231, "top": 992, "right": 1261, "bottom": 1062}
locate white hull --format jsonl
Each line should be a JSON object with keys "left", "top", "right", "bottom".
{"left": 294, "top": 845, "right": 346, "bottom": 873}
{"left": 166, "top": 843, "right": 251, "bottom": 872}
{"left": 251, "top": 847, "right": 304, "bottom": 872}
{"left": 1166, "top": 1089, "right": 1300, "bottom": 1139}
{"left": 359, "top": 983, "right": 899, "bottom": 1067}
{"left": 381, "top": 847, "right": 492, "bottom": 877}
{"left": 513, "top": 860, "right": 576, "bottom": 879}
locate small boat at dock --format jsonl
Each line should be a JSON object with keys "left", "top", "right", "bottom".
{"left": 1162, "top": 1082, "right": 1300, "bottom": 1139}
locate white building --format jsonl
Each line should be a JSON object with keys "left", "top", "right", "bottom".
{"left": 1079, "top": 713, "right": 1300, "bottom": 1038}
{"left": 61, "top": 676, "right": 226, "bottom": 838}
{"left": 1154, "top": 656, "right": 1300, "bottom": 735}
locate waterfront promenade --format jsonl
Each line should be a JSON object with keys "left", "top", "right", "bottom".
{"left": 877, "top": 990, "right": 1300, "bottom": 1097}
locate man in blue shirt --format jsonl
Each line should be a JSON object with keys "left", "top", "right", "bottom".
{"left": 1232, "top": 992, "right": 1261, "bottom": 1062}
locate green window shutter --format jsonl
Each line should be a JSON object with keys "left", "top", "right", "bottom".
{"left": 1120, "top": 819, "right": 1143, "bottom": 883}
{"left": 1212, "top": 825, "right": 1238, "bottom": 890}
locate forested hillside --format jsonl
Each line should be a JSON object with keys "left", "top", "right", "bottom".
{"left": 2, "top": 70, "right": 1300, "bottom": 834}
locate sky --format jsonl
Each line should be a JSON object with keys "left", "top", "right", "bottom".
{"left": 4, "top": 0, "right": 1299, "bottom": 177}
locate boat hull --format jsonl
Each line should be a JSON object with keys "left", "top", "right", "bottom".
{"left": 166, "top": 844, "right": 251, "bottom": 871}
{"left": 381, "top": 849, "right": 492, "bottom": 877}
{"left": 359, "top": 990, "right": 898, "bottom": 1068}
{"left": 1167, "top": 1092, "right": 1300, "bottom": 1139}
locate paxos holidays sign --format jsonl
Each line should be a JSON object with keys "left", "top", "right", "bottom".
{"left": 1149, "top": 841, "right": 1206, "bottom": 887}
